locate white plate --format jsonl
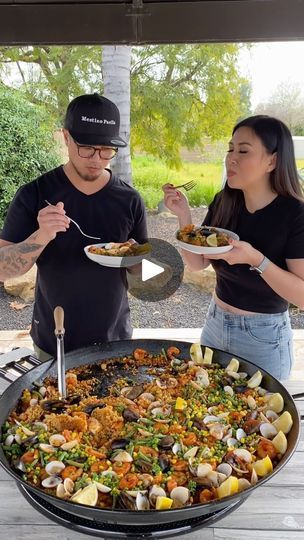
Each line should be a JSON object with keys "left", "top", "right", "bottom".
{"left": 84, "top": 243, "right": 149, "bottom": 268}
{"left": 175, "top": 227, "right": 239, "bottom": 254}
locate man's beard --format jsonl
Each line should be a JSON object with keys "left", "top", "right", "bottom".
{"left": 72, "top": 162, "right": 102, "bottom": 182}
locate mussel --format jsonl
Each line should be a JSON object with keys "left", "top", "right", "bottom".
{"left": 122, "top": 408, "right": 140, "bottom": 422}
{"left": 111, "top": 438, "right": 130, "bottom": 450}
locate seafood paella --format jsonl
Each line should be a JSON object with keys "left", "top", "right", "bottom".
{"left": 177, "top": 225, "right": 231, "bottom": 248}
{"left": 88, "top": 240, "right": 151, "bottom": 257}
{"left": 1, "top": 344, "right": 293, "bottom": 511}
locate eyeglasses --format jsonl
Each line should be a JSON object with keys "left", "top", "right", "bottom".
{"left": 72, "top": 138, "right": 118, "bottom": 160}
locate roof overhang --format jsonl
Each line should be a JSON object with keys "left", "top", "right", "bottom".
{"left": 0, "top": 0, "right": 304, "bottom": 45}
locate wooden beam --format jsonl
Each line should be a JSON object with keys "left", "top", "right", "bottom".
{"left": 0, "top": 1, "right": 304, "bottom": 45}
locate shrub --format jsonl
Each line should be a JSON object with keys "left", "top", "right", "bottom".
{"left": 0, "top": 86, "right": 60, "bottom": 227}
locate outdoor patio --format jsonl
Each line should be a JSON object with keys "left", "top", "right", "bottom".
{"left": 0, "top": 327, "right": 303, "bottom": 539}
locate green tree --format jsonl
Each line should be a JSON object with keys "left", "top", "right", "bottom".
{"left": 0, "top": 46, "right": 102, "bottom": 121}
{"left": 0, "top": 85, "right": 60, "bottom": 226}
{"left": 131, "top": 44, "right": 250, "bottom": 166}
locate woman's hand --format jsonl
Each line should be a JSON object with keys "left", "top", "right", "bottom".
{"left": 206, "top": 239, "right": 263, "bottom": 267}
{"left": 162, "top": 183, "right": 192, "bottom": 223}
{"left": 36, "top": 201, "right": 70, "bottom": 244}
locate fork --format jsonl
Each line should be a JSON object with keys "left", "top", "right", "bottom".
{"left": 44, "top": 200, "right": 101, "bottom": 240}
{"left": 173, "top": 180, "right": 196, "bottom": 191}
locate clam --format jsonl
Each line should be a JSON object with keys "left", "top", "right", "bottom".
{"left": 61, "top": 440, "right": 79, "bottom": 451}
{"left": 149, "top": 485, "right": 166, "bottom": 506}
{"left": 138, "top": 474, "right": 154, "bottom": 487}
{"left": 222, "top": 428, "right": 233, "bottom": 442}
{"left": 170, "top": 486, "right": 190, "bottom": 507}
{"left": 196, "top": 368, "right": 210, "bottom": 387}
{"left": 136, "top": 492, "right": 150, "bottom": 510}
{"left": 94, "top": 481, "right": 112, "bottom": 493}
{"left": 266, "top": 410, "right": 279, "bottom": 421}
{"left": 101, "top": 470, "right": 118, "bottom": 478}
{"left": 203, "top": 415, "right": 221, "bottom": 424}
{"left": 158, "top": 454, "right": 170, "bottom": 472}
{"left": 158, "top": 436, "right": 175, "bottom": 450}
{"left": 5, "top": 434, "right": 15, "bottom": 446}
{"left": 238, "top": 478, "right": 252, "bottom": 492}
{"left": 112, "top": 450, "right": 133, "bottom": 462}
{"left": 208, "top": 423, "right": 225, "bottom": 440}
{"left": 33, "top": 422, "right": 48, "bottom": 432}
{"left": 42, "top": 476, "right": 62, "bottom": 488}
{"left": 64, "top": 478, "right": 74, "bottom": 493}
{"left": 151, "top": 406, "right": 171, "bottom": 418}
{"left": 236, "top": 428, "right": 247, "bottom": 441}
{"left": 121, "top": 385, "right": 144, "bottom": 400}
{"left": 251, "top": 468, "right": 258, "bottom": 485}
{"left": 233, "top": 448, "right": 252, "bottom": 463}
{"left": 29, "top": 398, "right": 38, "bottom": 407}
{"left": 216, "top": 463, "right": 232, "bottom": 477}
{"left": 226, "top": 371, "right": 240, "bottom": 380}
{"left": 184, "top": 446, "right": 199, "bottom": 459}
{"left": 238, "top": 372, "right": 248, "bottom": 379}
{"left": 139, "top": 393, "right": 155, "bottom": 402}
{"left": 196, "top": 463, "right": 213, "bottom": 478}
{"left": 49, "top": 434, "right": 66, "bottom": 447}
{"left": 39, "top": 386, "right": 47, "bottom": 397}
{"left": 223, "top": 385, "right": 234, "bottom": 396}
{"left": 39, "top": 443, "right": 56, "bottom": 453}
{"left": 123, "top": 409, "right": 140, "bottom": 422}
{"left": 172, "top": 442, "right": 182, "bottom": 455}
{"left": 226, "top": 437, "right": 238, "bottom": 448}
{"left": 247, "top": 396, "right": 257, "bottom": 410}
{"left": 111, "top": 439, "right": 131, "bottom": 450}
{"left": 45, "top": 460, "right": 66, "bottom": 475}
{"left": 56, "top": 482, "right": 69, "bottom": 499}
{"left": 147, "top": 401, "right": 162, "bottom": 411}
{"left": 260, "top": 423, "right": 278, "bottom": 439}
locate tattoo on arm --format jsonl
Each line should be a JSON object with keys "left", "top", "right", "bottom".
{"left": 0, "top": 239, "right": 45, "bottom": 278}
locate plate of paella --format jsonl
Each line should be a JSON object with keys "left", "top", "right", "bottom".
{"left": 176, "top": 225, "right": 239, "bottom": 254}
{"left": 84, "top": 239, "right": 151, "bottom": 268}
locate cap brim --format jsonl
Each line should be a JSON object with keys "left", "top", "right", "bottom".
{"left": 70, "top": 130, "right": 127, "bottom": 148}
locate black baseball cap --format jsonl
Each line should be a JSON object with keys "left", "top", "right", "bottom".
{"left": 64, "top": 93, "right": 127, "bottom": 148}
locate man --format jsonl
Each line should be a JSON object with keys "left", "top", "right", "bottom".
{"left": 0, "top": 93, "right": 147, "bottom": 358}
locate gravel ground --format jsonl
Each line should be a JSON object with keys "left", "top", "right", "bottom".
{"left": 0, "top": 206, "right": 303, "bottom": 330}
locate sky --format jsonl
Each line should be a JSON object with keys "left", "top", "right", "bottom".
{"left": 239, "top": 41, "right": 304, "bottom": 110}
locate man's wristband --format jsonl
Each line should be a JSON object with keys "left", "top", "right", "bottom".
{"left": 249, "top": 256, "right": 270, "bottom": 275}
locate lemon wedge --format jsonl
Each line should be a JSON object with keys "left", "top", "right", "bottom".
{"left": 190, "top": 342, "right": 203, "bottom": 364}
{"left": 203, "top": 346, "right": 213, "bottom": 364}
{"left": 217, "top": 476, "right": 239, "bottom": 499}
{"left": 175, "top": 397, "right": 187, "bottom": 411}
{"left": 206, "top": 233, "right": 218, "bottom": 247}
{"left": 252, "top": 455, "right": 273, "bottom": 477}
{"left": 155, "top": 496, "right": 173, "bottom": 510}
{"left": 225, "top": 358, "right": 239, "bottom": 372}
{"left": 267, "top": 393, "right": 284, "bottom": 413}
{"left": 272, "top": 430, "right": 288, "bottom": 455}
{"left": 70, "top": 483, "right": 98, "bottom": 506}
{"left": 272, "top": 411, "right": 293, "bottom": 434}
{"left": 247, "top": 370, "right": 263, "bottom": 388}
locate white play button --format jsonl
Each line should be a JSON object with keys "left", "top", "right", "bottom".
{"left": 142, "top": 258, "right": 164, "bottom": 282}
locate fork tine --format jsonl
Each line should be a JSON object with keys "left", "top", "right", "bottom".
{"left": 173, "top": 180, "right": 196, "bottom": 190}
{"left": 183, "top": 180, "right": 196, "bottom": 191}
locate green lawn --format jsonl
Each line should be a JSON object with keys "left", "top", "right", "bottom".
{"left": 132, "top": 155, "right": 304, "bottom": 209}
{"left": 132, "top": 155, "right": 223, "bottom": 209}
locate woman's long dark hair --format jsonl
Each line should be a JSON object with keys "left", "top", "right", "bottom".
{"left": 210, "top": 115, "right": 304, "bottom": 230}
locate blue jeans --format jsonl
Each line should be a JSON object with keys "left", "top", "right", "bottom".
{"left": 201, "top": 298, "right": 294, "bottom": 380}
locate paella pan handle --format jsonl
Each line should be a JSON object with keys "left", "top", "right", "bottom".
{"left": 291, "top": 392, "right": 304, "bottom": 421}
{"left": 54, "top": 306, "right": 66, "bottom": 399}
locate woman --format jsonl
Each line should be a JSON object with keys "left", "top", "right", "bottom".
{"left": 163, "top": 115, "right": 304, "bottom": 379}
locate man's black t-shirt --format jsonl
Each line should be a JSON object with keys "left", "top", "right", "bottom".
{"left": 1, "top": 166, "right": 147, "bottom": 355}
{"left": 203, "top": 194, "right": 304, "bottom": 313}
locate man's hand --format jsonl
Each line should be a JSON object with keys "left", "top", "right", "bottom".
{"left": 36, "top": 202, "right": 70, "bottom": 244}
